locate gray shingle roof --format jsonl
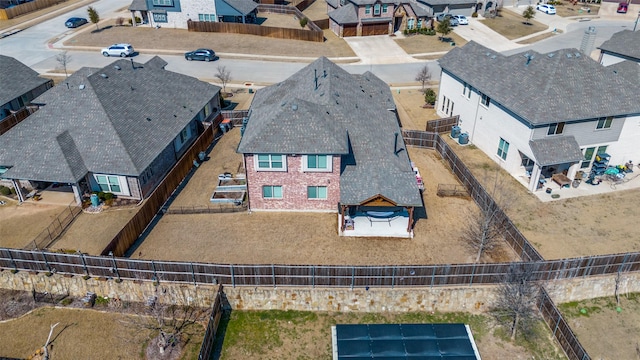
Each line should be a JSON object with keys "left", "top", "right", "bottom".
{"left": 128, "top": 0, "right": 148, "bottom": 11}
{"left": 529, "top": 136, "right": 583, "bottom": 166}
{"left": 326, "top": 0, "right": 339, "bottom": 7}
{"left": 220, "top": 0, "right": 258, "bottom": 16}
{"left": 608, "top": 60, "right": 640, "bottom": 84}
{"left": 419, "top": 0, "right": 476, "bottom": 5}
{"left": 328, "top": 3, "right": 359, "bottom": 24}
{"left": 0, "top": 57, "right": 220, "bottom": 183}
{"left": 598, "top": 30, "right": 640, "bottom": 61}
{"left": 407, "top": 0, "right": 433, "bottom": 17}
{"left": 238, "top": 57, "right": 422, "bottom": 207}
{"left": 0, "top": 55, "right": 52, "bottom": 107}
{"left": 438, "top": 41, "right": 640, "bottom": 125}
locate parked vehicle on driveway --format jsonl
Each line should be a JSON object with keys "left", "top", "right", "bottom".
{"left": 452, "top": 15, "right": 468, "bottom": 25}
{"left": 436, "top": 13, "right": 459, "bottom": 26}
{"left": 184, "top": 49, "right": 217, "bottom": 62}
{"left": 617, "top": 2, "right": 628, "bottom": 13}
{"left": 101, "top": 44, "right": 134, "bottom": 57}
{"left": 65, "top": 17, "right": 88, "bottom": 28}
{"left": 536, "top": 4, "right": 556, "bottom": 14}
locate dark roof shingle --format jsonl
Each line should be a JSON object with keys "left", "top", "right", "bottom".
{"left": 529, "top": 136, "right": 583, "bottom": 166}
{"left": 598, "top": 30, "right": 640, "bottom": 61}
{"left": 0, "top": 55, "right": 51, "bottom": 107}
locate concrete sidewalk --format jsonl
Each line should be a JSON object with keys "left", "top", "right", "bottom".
{"left": 453, "top": 17, "right": 525, "bottom": 52}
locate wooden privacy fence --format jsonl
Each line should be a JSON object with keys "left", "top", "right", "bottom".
{"left": 0, "top": 0, "right": 66, "bottom": 19}
{"left": 222, "top": 109, "right": 249, "bottom": 122}
{"left": 0, "top": 107, "right": 36, "bottom": 135}
{"left": 294, "top": 0, "right": 315, "bottom": 11}
{"left": 2, "top": 248, "right": 640, "bottom": 288}
{"left": 538, "top": 288, "right": 590, "bottom": 360}
{"left": 100, "top": 126, "right": 215, "bottom": 257}
{"left": 198, "top": 286, "right": 225, "bottom": 360}
{"left": 257, "top": 4, "right": 322, "bottom": 32}
{"left": 402, "top": 131, "right": 544, "bottom": 262}
{"left": 25, "top": 206, "right": 82, "bottom": 250}
{"left": 187, "top": 17, "right": 323, "bottom": 42}
{"left": 426, "top": 115, "right": 459, "bottom": 133}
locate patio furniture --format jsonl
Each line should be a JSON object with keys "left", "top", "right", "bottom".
{"left": 552, "top": 173, "right": 571, "bottom": 188}
{"left": 365, "top": 211, "right": 398, "bottom": 227}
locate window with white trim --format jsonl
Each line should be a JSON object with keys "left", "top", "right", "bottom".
{"left": 547, "top": 122, "right": 565, "bottom": 135}
{"left": 365, "top": 5, "right": 371, "bottom": 14}
{"left": 581, "top": 147, "right": 595, "bottom": 169}
{"left": 198, "top": 13, "right": 216, "bottom": 22}
{"left": 374, "top": 3, "right": 381, "bottom": 15}
{"left": 407, "top": 18, "right": 415, "bottom": 29}
{"left": 497, "top": 138, "right": 509, "bottom": 161}
{"left": 480, "top": 93, "right": 490, "bottom": 107}
{"left": 382, "top": 4, "right": 388, "bottom": 12}
{"left": 596, "top": 116, "right": 613, "bottom": 129}
{"left": 307, "top": 186, "right": 327, "bottom": 199}
{"left": 263, "top": 185, "right": 283, "bottom": 199}
{"left": 303, "top": 155, "right": 332, "bottom": 171}
{"left": 462, "top": 83, "right": 472, "bottom": 98}
{"left": 95, "top": 175, "right": 122, "bottom": 193}
{"left": 152, "top": 0, "right": 173, "bottom": 6}
{"left": 256, "top": 154, "right": 286, "bottom": 171}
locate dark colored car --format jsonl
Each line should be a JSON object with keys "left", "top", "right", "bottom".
{"left": 184, "top": 49, "right": 216, "bottom": 62}
{"left": 65, "top": 17, "right": 88, "bottom": 28}
{"left": 617, "top": 2, "right": 628, "bottom": 13}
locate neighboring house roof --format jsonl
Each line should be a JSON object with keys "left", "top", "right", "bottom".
{"left": 238, "top": 57, "right": 422, "bottom": 207}
{"left": 326, "top": 0, "right": 339, "bottom": 7}
{"left": 608, "top": 60, "right": 640, "bottom": 84}
{"left": 529, "top": 136, "right": 583, "bottom": 166}
{"left": 0, "top": 55, "right": 51, "bottom": 107}
{"left": 0, "top": 57, "right": 220, "bottom": 183}
{"left": 438, "top": 41, "right": 640, "bottom": 125}
{"left": 350, "top": 0, "right": 395, "bottom": 5}
{"left": 419, "top": 0, "right": 476, "bottom": 6}
{"left": 128, "top": 0, "right": 148, "bottom": 11}
{"left": 219, "top": 0, "right": 258, "bottom": 16}
{"left": 328, "top": 3, "right": 359, "bottom": 24}
{"left": 407, "top": 0, "right": 433, "bottom": 17}
{"left": 598, "top": 30, "right": 640, "bottom": 61}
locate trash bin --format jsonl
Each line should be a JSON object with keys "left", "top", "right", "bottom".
{"left": 90, "top": 194, "right": 100, "bottom": 207}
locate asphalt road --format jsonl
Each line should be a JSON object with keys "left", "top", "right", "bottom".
{"left": 0, "top": 0, "right": 635, "bottom": 86}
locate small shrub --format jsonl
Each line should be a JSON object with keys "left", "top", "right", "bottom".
{"left": 98, "top": 191, "right": 106, "bottom": 201}
{"left": 0, "top": 186, "right": 11, "bottom": 196}
{"left": 135, "top": 16, "right": 141, "bottom": 23}
{"left": 127, "top": 18, "right": 133, "bottom": 25}
{"left": 115, "top": 17, "right": 124, "bottom": 26}
{"left": 471, "top": 11, "right": 478, "bottom": 17}
{"left": 403, "top": 29, "right": 408, "bottom": 35}
{"left": 60, "top": 298, "right": 73, "bottom": 306}
{"left": 424, "top": 88, "right": 436, "bottom": 105}
{"left": 95, "top": 296, "right": 110, "bottom": 306}
{"left": 104, "top": 198, "right": 114, "bottom": 206}
{"left": 104, "top": 192, "right": 114, "bottom": 200}
{"left": 299, "top": 17, "right": 308, "bottom": 28}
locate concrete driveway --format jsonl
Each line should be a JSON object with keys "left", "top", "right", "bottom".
{"left": 343, "top": 35, "right": 421, "bottom": 64}
{"left": 453, "top": 18, "right": 525, "bottom": 52}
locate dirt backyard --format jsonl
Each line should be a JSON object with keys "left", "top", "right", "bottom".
{"left": 0, "top": 199, "right": 69, "bottom": 249}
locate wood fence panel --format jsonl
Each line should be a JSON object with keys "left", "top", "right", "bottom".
{"left": 198, "top": 286, "right": 224, "bottom": 360}
{"left": 0, "top": 0, "right": 66, "bottom": 19}
{"left": 187, "top": 19, "right": 323, "bottom": 42}
{"left": 313, "top": 18, "right": 329, "bottom": 29}
{"left": 426, "top": 115, "right": 459, "bottom": 133}
{"left": 0, "top": 107, "right": 36, "bottom": 135}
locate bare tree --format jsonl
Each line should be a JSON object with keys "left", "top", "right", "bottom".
{"left": 43, "top": 322, "right": 59, "bottom": 360}
{"left": 215, "top": 65, "right": 232, "bottom": 95}
{"left": 415, "top": 65, "right": 431, "bottom": 92}
{"left": 56, "top": 51, "right": 72, "bottom": 78}
{"left": 493, "top": 264, "right": 539, "bottom": 340}
{"left": 461, "top": 172, "right": 511, "bottom": 262}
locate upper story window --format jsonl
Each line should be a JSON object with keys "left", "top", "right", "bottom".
{"left": 596, "top": 116, "right": 613, "bottom": 129}
{"left": 462, "top": 83, "right": 472, "bottom": 98}
{"left": 480, "top": 93, "right": 491, "bottom": 107}
{"left": 256, "top": 154, "right": 286, "bottom": 171}
{"left": 497, "top": 138, "right": 509, "bottom": 161}
{"left": 373, "top": 3, "right": 381, "bottom": 15}
{"left": 365, "top": 5, "right": 371, "bottom": 14}
{"left": 152, "top": 0, "right": 173, "bottom": 6}
{"left": 547, "top": 122, "right": 565, "bottom": 135}
{"left": 303, "top": 155, "right": 332, "bottom": 172}
{"left": 382, "top": 4, "right": 388, "bottom": 12}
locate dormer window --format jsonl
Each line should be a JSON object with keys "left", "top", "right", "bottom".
{"left": 374, "top": 3, "right": 381, "bottom": 15}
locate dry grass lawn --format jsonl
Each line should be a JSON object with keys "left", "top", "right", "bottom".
{"left": 442, "top": 135, "right": 640, "bottom": 259}
{"left": 554, "top": 3, "right": 600, "bottom": 17}
{"left": 516, "top": 30, "right": 562, "bottom": 44}
{"left": 0, "top": 200, "right": 69, "bottom": 249}
{"left": 0, "top": 305, "right": 204, "bottom": 359}
{"left": 394, "top": 33, "right": 468, "bottom": 55}
{"left": 481, "top": 9, "right": 547, "bottom": 40}
{"left": 303, "top": 0, "right": 331, "bottom": 21}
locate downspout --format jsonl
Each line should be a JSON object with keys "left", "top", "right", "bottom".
{"left": 470, "top": 90, "right": 481, "bottom": 143}
{"left": 406, "top": 206, "right": 414, "bottom": 232}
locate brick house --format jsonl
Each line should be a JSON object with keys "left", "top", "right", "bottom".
{"left": 237, "top": 57, "right": 423, "bottom": 237}
{"left": 0, "top": 57, "right": 220, "bottom": 204}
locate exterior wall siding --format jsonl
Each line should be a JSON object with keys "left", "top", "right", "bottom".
{"left": 141, "top": 142, "right": 177, "bottom": 197}
{"left": 246, "top": 154, "right": 341, "bottom": 211}
{"left": 606, "top": 115, "right": 640, "bottom": 165}
{"left": 157, "top": 0, "right": 215, "bottom": 28}
{"left": 531, "top": 117, "right": 623, "bottom": 145}
{"left": 127, "top": 177, "right": 142, "bottom": 200}
{"left": 600, "top": 52, "right": 627, "bottom": 66}
{"left": 438, "top": 71, "right": 534, "bottom": 176}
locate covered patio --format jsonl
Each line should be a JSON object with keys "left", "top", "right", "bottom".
{"left": 338, "top": 195, "right": 416, "bottom": 238}
{"left": 128, "top": 0, "right": 149, "bottom": 27}
{"left": 522, "top": 136, "right": 584, "bottom": 193}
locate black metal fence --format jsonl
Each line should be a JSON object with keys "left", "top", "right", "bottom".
{"left": 198, "top": 286, "right": 224, "bottom": 360}
{"left": 24, "top": 206, "right": 82, "bottom": 250}
{"left": 2, "top": 248, "right": 639, "bottom": 289}
{"left": 538, "top": 287, "right": 591, "bottom": 360}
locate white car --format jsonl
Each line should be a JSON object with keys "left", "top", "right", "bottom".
{"left": 452, "top": 15, "right": 469, "bottom": 25}
{"left": 536, "top": 4, "right": 556, "bottom": 14}
{"left": 101, "top": 43, "right": 135, "bottom": 57}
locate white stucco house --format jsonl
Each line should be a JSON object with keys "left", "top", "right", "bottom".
{"left": 598, "top": 30, "right": 640, "bottom": 66}
{"left": 128, "top": 0, "right": 258, "bottom": 29}
{"left": 436, "top": 41, "right": 640, "bottom": 193}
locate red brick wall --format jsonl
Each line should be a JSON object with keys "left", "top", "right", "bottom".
{"left": 245, "top": 154, "right": 341, "bottom": 211}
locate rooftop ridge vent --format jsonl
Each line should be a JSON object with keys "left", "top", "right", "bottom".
{"left": 574, "top": 52, "right": 581, "bottom": 57}
{"left": 100, "top": 73, "right": 108, "bottom": 78}
{"left": 79, "top": 84, "right": 85, "bottom": 90}
{"left": 548, "top": 53, "right": 555, "bottom": 58}
{"left": 566, "top": 53, "right": 572, "bottom": 58}
{"left": 114, "top": 65, "right": 121, "bottom": 70}
{"left": 491, "top": 55, "right": 496, "bottom": 59}
{"left": 291, "top": 104, "right": 298, "bottom": 111}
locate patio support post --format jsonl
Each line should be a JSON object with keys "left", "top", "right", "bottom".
{"left": 71, "top": 183, "right": 82, "bottom": 205}
{"left": 131, "top": 11, "right": 137, "bottom": 27}
{"left": 12, "top": 179, "right": 24, "bottom": 203}
{"left": 340, "top": 205, "right": 346, "bottom": 231}
{"left": 406, "top": 207, "right": 414, "bottom": 232}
